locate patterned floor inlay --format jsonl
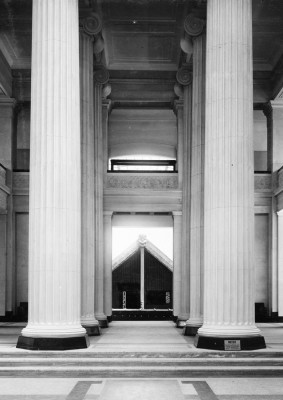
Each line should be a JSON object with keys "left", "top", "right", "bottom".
{"left": 66, "top": 381, "right": 104, "bottom": 400}
{"left": 180, "top": 381, "right": 218, "bottom": 399}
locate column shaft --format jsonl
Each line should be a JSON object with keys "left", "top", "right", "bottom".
{"left": 103, "top": 211, "right": 113, "bottom": 319}
{"left": 173, "top": 212, "right": 182, "bottom": 319}
{"left": 269, "top": 102, "right": 283, "bottom": 172}
{"left": 102, "top": 100, "right": 111, "bottom": 173}
{"left": 177, "top": 84, "right": 192, "bottom": 326}
{"left": 175, "top": 101, "right": 184, "bottom": 188}
{"left": 140, "top": 246, "right": 145, "bottom": 309}
{"left": 80, "top": 30, "right": 100, "bottom": 335}
{"left": 94, "top": 83, "right": 108, "bottom": 327}
{"left": 277, "top": 211, "right": 283, "bottom": 317}
{"left": 265, "top": 102, "right": 283, "bottom": 317}
{"left": 197, "top": 0, "right": 265, "bottom": 350}
{"left": 185, "top": 34, "right": 205, "bottom": 335}
{"left": 0, "top": 99, "right": 15, "bottom": 315}
{"left": 18, "top": 0, "right": 88, "bottom": 350}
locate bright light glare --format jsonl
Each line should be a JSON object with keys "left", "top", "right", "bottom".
{"left": 112, "top": 227, "right": 173, "bottom": 260}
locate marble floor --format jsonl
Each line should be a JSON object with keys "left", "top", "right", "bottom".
{"left": 0, "top": 321, "right": 283, "bottom": 399}
{"left": 0, "top": 377, "right": 283, "bottom": 399}
{"left": 1, "top": 320, "right": 283, "bottom": 353}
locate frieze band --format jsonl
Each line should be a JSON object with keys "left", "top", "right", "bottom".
{"left": 106, "top": 174, "right": 179, "bottom": 189}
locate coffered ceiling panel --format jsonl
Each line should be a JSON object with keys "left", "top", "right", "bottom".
{"left": 102, "top": 0, "right": 179, "bottom": 21}
{"left": 101, "top": 0, "right": 184, "bottom": 71}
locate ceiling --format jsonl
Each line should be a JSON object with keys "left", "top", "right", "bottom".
{"left": 0, "top": 0, "right": 283, "bottom": 103}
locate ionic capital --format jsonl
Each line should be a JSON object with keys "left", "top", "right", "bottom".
{"left": 176, "top": 66, "right": 192, "bottom": 86}
{"left": 174, "top": 83, "right": 184, "bottom": 100}
{"left": 102, "top": 84, "right": 111, "bottom": 99}
{"left": 93, "top": 65, "right": 109, "bottom": 85}
{"left": 80, "top": 13, "right": 102, "bottom": 37}
{"left": 173, "top": 99, "right": 183, "bottom": 116}
{"left": 184, "top": 14, "right": 205, "bottom": 37}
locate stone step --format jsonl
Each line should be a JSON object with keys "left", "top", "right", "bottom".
{"left": 0, "top": 354, "right": 283, "bottom": 377}
{"left": 1, "top": 350, "right": 283, "bottom": 358}
{"left": 1, "top": 357, "right": 283, "bottom": 366}
{"left": 0, "top": 364, "right": 283, "bottom": 378}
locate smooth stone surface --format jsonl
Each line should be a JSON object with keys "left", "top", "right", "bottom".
{"left": 16, "top": 335, "right": 90, "bottom": 351}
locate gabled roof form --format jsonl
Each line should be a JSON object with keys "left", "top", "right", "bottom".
{"left": 112, "top": 236, "right": 173, "bottom": 272}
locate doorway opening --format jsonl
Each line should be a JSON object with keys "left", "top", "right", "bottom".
{"left": 111, "top": 214, "right": 173, "bottom": 320}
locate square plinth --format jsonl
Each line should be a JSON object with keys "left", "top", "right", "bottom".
{"left": 16, "top": 334, "right": 90, "bottom": 350}
{"left": 195, "top": 334, "right": 266, "bottom": 351}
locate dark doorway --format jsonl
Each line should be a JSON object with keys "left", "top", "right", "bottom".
{"left": 112, "top": 245, "right": 173, "bottom": 310}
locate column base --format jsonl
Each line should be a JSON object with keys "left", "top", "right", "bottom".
{"left": 176, "top": 318, "right": 187, "bottom": 328}
{"left": 82, "top": 325, "right": 101, "bottom": 336}
{"left": 194, "top": 334, "right": 266, "bottom": 351}
{"left": 183, "top": 325, "right": 200, "bottom": 336}
{"left": 98, "top": 319, "right": 108, "bottom": 328}
{"left": 16, "top": 334, "right": 90, "bottom": 351}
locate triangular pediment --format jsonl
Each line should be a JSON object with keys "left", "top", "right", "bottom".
{"left": 112, "top": 236, "right": 173, "bottom": 272}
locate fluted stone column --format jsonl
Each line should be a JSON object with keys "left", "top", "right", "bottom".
{"left": 174, "top": 99, "right": 184, "bottom": 189}
{"left": 277, "top": 210, "right": 283, "bottom": 318}
{"left": 0, "top": 98, "right": 16, "bottom": 316}
{"left": 176, "top": 68, "right": 192, "bottom": 327}
{"left": 104, "top": 211, "right": 113, "bottom": 320}
{"left": 196, "top": 0, "right": 265, "bottom": 350}
{"left": 184, "top": 29, "right": 206, "bottom": 336}
{"left": 80, "top": 23, "right": 100, "bottom": 336}
{"left": 265, "top": 102, "right": 283, "bottom": 318}
{"left": 17, "top": 0, "right": 88, "bottom": 350}
{"left": 172, "top": 212, "right": 182, "bottom": 319}
{"left": 94, "top": 66, "right": 109, "bottom": 328}
{"left": 102, "top": 99, "right": 111, "bottom": 173}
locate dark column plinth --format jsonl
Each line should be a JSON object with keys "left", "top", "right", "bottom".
{"left": 194, "top": 334, "right": 266, "bottom": 351}
{"left": 83, "top": 325, "right": 101, "bottom": 336}
{"left": 16, "top": 335, "right": 90, "bottom": 351}
{"left": 183, "top": 325, "right": 199, "bottom": 336}
{"left": 98, "top": 319, "right": 108, "bottom": 328}
{"left": 176, "top": 319, "right": 186, "bottom": 328}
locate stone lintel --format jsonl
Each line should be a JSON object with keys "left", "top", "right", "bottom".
{"left": 16, "top": 335, "right": 89, "bottom": 351}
